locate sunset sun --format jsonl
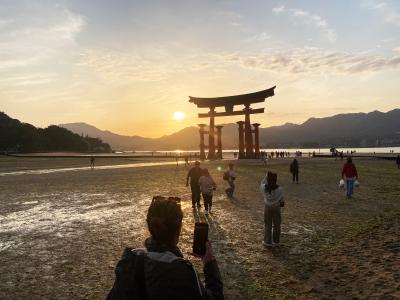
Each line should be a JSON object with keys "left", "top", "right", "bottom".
{"left": 173, "top": 111, "right": 185, "bottom": 121}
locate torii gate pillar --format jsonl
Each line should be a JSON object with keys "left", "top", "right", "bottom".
{"left": 253, "top": 123, "right": 261, "bottom": 158}
{"left": 207, "top": 107, "right": 216, "bottom": 160}
{"left": 244, "top": 104, "right": 254, "bottom": 158}
{"left": 198, "top": 124, "right": 207, "bottom": 160}
{"left": 237, "top": 121, "right": 245, "bottom": 159}
{"left": 216, "top": 125, "right": 223, "bottom": 159}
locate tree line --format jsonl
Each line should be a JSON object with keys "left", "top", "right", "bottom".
{"left": 0, "top": 112, "right": 111, "bottom": 153}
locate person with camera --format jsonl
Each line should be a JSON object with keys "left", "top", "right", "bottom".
{"left": 260, "top": 172, "right": 284, "bottom": 247}
{"left": 107, "top": 197, "right": 224, "bottom": 300}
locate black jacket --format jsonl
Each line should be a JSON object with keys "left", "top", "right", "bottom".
{"left": 187, "top": 167, "right": 203, "bottom": 185}
{"left": 107, "top": 239, "right": 224, "bottom": 300}
{"left": 290, "top": 161, "right": 299, "bottom": 173}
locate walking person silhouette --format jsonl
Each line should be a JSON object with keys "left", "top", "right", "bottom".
{"left": 90, "top": 156, "right": 95, "bottom": 170}
{"left": 186, "top": 161, "right": 202, "bottom": 208}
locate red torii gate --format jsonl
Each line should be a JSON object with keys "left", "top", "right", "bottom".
{"left": 189, "top": 86, "right": 276, "bottom": 159}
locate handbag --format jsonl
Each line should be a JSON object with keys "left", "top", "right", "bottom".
{"left": 339, "top": 179, "right": 345, "bottom": 188}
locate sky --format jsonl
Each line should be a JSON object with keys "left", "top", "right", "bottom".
{"left": 1, "top": 0, "right": 400, "bottom": 137}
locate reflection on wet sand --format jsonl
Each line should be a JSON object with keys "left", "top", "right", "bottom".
{"left": 0, "top": 161, "right": 185, "bottom": 177}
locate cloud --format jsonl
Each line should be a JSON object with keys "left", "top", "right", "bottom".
{"left": 272, "top": 5, "right": 285, "bottom": 14}
{"left": 0, "top": 73, "right": 56, "bottom": 86}
{"left": 0, "top": 3, "right": 86, "bottom": 102}
{"left": 50, "top": 9, "right": 86, "bottom": 41}
{"left": 215, "top": 10, "right": 243, "bottom": 27}
{"left": 0, "top": 5, "right": 85, "bottom": 73}
{"left": 245, "top": 32, "right": 271, "bottom": 42}
{"left": 221, "top": 48, "right": 400, "bottom": 75}
{"left": 365, "top": 0, "right": 400, "bottom": 26}
{"left": 272, "top": 5, "right": 337, "bottom": 43}
{"left": 77, "top": 49, "right": 235, "bottom": 84}
{"left": 84, "top": 47, "right": 400, "bottom": 84}
{"left": 216, "top": 11, "right": 243, "bottom": 20}
{"left": 78, "top": 49, "right": 187, "bottom": 82}
{"left": 0, "top": 18, "right": 14, "bottom": 27}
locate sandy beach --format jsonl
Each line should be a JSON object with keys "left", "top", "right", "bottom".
{"left": 0, "top": 156, "right": 399, "bottom": 299}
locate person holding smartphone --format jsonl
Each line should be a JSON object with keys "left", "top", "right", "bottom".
{"left": 107, "top": 197, "right": 224, "bottom": 300}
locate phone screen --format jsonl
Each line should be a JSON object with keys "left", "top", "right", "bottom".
{"left": 193, "top": 222, "right": 208, "bottom": 256}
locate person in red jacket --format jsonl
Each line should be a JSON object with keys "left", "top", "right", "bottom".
{"left": 341, "top": 157, "right": 358, "bottom": 198}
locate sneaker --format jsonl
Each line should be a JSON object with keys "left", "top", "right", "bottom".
{"left": 204, "top": 210, "right": 208, "bottom": 215}
{"left": 262, "top": 241, "right": 273, "bottom": 248}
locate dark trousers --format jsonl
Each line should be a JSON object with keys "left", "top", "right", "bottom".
{"left": 190, "top": 183, "right": 201, "bottom": 207}
{"left": 225, "top": 181, "right": 235, "bottom": 197}
{"left": 264, "top": 205, "right": 281, "bottom": 244}
{"left": 202, "top": 193, "right": 213, "bottom": 211}
{"left": 292, "top": 171, "right": 299, "bottom": 183}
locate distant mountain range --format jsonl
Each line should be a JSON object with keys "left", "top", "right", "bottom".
{"left": 0, "top": 112, "right": 111, "bottom": 153}
{"left": 60, "top": 109, "right": 400, "bottom": 150}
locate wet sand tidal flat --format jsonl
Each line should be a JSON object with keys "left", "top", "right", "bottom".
{"left": 0, "top": 156, "right": 399, "bottom": 299}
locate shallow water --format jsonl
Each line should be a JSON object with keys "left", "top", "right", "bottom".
{"left": 0, "top": 160, "right": 184, "bottom": 177}
{"left": 0, "top": 191, "right": 150, "bottom": 251}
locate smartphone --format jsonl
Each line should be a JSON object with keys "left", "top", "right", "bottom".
{"left": 193, "top": 222, "right": 209, "bottom": 256}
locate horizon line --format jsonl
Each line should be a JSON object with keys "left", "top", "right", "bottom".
{"left": 56, "top": 107, "right": 399, "bottom": 139}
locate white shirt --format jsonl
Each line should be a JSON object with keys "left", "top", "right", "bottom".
{"left": 227, "top": 170, "right": 236, "bottom": 182}
{"left": 199, "top": 175, "right": 216, "bottom": 195}
{"left": 260, "top": 183, "right": 284, "bottom": 207}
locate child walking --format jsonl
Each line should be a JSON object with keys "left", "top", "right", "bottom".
{"left": 199, "top": 169, "right": 216, "bottom": 215}
{"left": 224, "top": 163, "right": 236, "bottom": 198}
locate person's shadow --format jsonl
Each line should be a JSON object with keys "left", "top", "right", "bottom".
{"left": 191, "top": 208, "right": 254, "bottom": 299}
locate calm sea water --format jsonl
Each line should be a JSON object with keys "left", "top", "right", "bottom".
{"left": 261, "top": 147, "right": 400, "bottom": 154}
{"left": 123, "top": 147, "right": 400, "bottom": 155}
